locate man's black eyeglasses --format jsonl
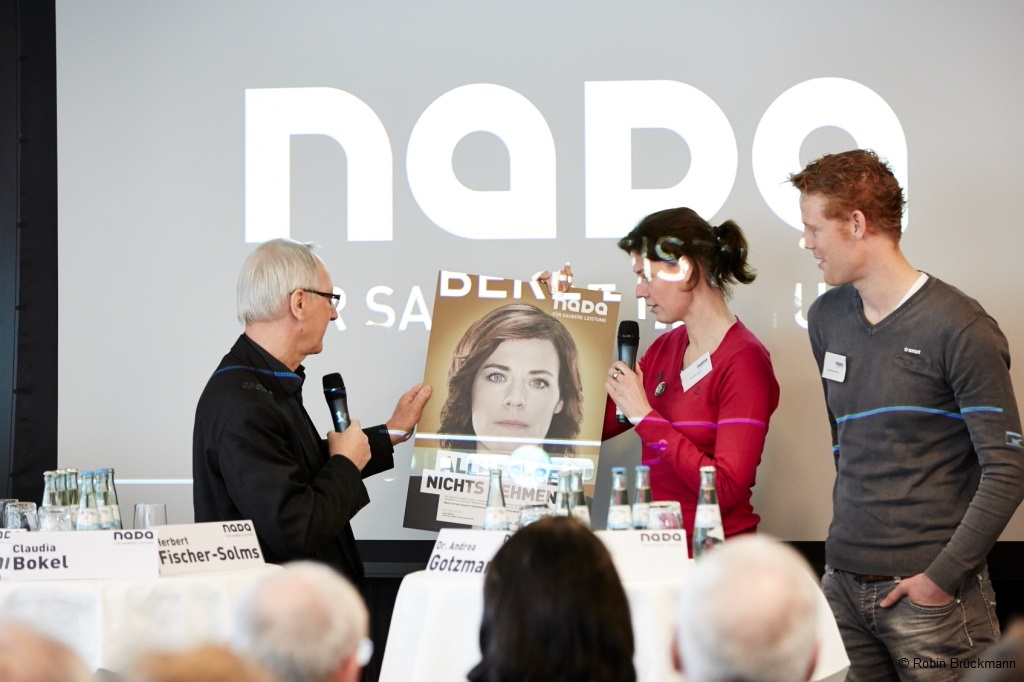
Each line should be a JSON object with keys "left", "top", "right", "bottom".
{"left": 301, "top": 289, "right": 341, "bottom": 309}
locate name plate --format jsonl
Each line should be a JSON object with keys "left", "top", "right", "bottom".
{"left": 155, "top": 521, "right": 265, "bottom": 576}
{"left": 596, "top": 530, "right": 690, "bottom": 582}
{"left": 0, "top": 528, "right": 159, "bottom": 581}
{"left": 426, "top": 528, "right": 511, "bottom": 577}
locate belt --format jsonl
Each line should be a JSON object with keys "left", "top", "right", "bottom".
{"left": 837, "top": 569, "right": 900, "bottom": 582}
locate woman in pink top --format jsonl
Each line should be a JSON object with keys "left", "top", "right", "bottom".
{"left": 549, "top": 207, "right": 779, "bottom": 548}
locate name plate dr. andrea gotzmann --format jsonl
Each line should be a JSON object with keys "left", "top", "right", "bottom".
{"left": 154, "top": 521, "right": 265, "bottom": 576}
{"left": 0, "top": 528, "right": 159, "bottom": 581}
{"left": 426, "top": 528, "right": 511, "bottom": 578}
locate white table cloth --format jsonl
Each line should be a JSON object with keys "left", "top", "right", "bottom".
{"left": 380, "top": 568, "right": 849, "bottom": 682}
{"left": 0, "top": 565, "right": 281, "bottom": 672}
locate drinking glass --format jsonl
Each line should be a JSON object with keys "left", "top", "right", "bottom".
{"left": 5, "top": 501, "right": 40, "bottom": 531}
{"left": 517, "top": 504, "right": 553, "bottom": 529}
{"left": 647, "top": 501, "right": 683, "bottom": 530}
{"left": 133, "top": 503, "right": 168, "bottom": 529}
{"left": 39, "top": 505, "right": 74, "bottom": 531}
{"left": 0, "top": 499, "right": 17, "bottom": 528}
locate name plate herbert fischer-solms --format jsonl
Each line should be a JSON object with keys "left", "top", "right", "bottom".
{"left": 426, "top": 528, "right": 511, "bottom": 577}
{"left": 154, "top": 521, "right": 265, "bottom": 576}
{"left": 0, "top": 527, "right": 160, "bottom": 581}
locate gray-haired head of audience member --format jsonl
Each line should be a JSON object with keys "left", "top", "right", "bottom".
{"left": 237, "top": 238, "right": 323, "bottom": 325}
{"left": 232, "top": 561, "right": 369, "bottom": 682}
{"left": 676, "top": 535, "right": 819, "bottom": 682}
{"left": 0, "top": 620, "right": 93, "bottom": 682}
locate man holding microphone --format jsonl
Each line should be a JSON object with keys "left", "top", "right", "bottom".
{"left": 193, "top": 238, "right": 431, "bottom": 586}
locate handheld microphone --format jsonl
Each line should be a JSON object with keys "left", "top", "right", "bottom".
{"left": 322, "top": 373, "right": 351, "bottom": 432}
{"left": 616, "top": 321, "right": 640, "bottom": 423}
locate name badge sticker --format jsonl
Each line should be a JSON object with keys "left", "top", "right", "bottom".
{"left": 822, "top": 352, "right": 847, "bottom": 382}
{"left": 681, "top": 352, "right": 712, "bottom": 392}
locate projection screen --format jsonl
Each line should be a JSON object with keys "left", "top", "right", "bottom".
{"left": 56, "top": 1, "right": 1024, "bottom": 541}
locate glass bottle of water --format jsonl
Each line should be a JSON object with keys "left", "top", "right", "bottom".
{"left": 692, "top": 465, "right": 725, "bottom": 558}
{"left": 554, "top": 467, "right": 573, "bottom": 516}
{"left": 41, "top": 471, "right": 61, "bottom": 507}
{"left": 92, "top": 470, "right": 116, "bottom": 529}
{"left": 76, "top": 470, "right": 101, "bottom": 531}
{"left": 482, "top": 468, "right": 509, "bottom": 531}
{"left": 568, "top": 468, "right": 590, "bottom": 528}
{"left": 65, "top": 468, "right": 81, "bottom": 526}
{"left": 606, "top": 467, "right": 632, "bottom": 530}
{"left": 55, "top": 469, "right": 69, "bottom": 506}
{"left": 97, "top": 468, "right": 123, "bottom": 529}
{"left": 632, "top": 465, "right": 652, "bottom": 529}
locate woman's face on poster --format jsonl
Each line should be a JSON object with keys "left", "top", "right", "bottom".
{"left": 471, "top": 338, "right": 564, "bottom": 453}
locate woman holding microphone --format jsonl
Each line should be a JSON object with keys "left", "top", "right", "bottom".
{"left": 543, "top": 207, "right": 779, "bottom": 546}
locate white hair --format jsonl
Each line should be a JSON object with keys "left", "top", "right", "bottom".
{"left": 232, "top": 562, "right": 368, "bottom": 682}
{"left": 236, "top": 238, "right": 322, "bottom": 325}
{"left": 676, "top": 536, "right": 819, "bottom": 682}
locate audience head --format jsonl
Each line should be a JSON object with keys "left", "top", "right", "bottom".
{"left": 0, "top": 621, "right": 93, "bottom": 682}
{"left": 468, "top": 516, "right": 636, "bottom": 682}
{"left": 237, "top": 238, "right": 324, "bottom": 325}
{"left": 125, "top": 644, "right": 276, "bottom": 682}
{"left": 617, "top": 207, "right": 756, "bottom": 298}
{"left": 232, "top": 561, "right": 369, "bottom": 682}
{"left": 788, "top": 148, "right": 906, "bottom": 240}
{"left": 676, "top": 535, "right": 819, "bottom": 682}
{"left": 439, "top": 303, "right": 584, "bottom": 455}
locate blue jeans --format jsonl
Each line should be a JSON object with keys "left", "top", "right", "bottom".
{"left": 822, "top": 565, "right": 1000, "bottom": 681}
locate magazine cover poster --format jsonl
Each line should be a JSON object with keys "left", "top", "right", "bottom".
{"left": 404, "top": 271, "right": 620, "bottom": 531}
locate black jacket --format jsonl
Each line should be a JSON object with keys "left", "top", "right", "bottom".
{"left": 192, "top": 335, "right": 394, "bottom": 585}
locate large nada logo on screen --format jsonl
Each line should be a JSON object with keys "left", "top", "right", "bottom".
{"left": 245, "top": 78, "right": 907, "bottom": 243}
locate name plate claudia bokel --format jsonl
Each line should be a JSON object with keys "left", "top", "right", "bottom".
{"left": 595, "top": 530, "right": 690, "bottom": 582}
{"left": 154, "top": 521, "right": 264, "bottom": 576}
{"left": 0, "top": 528, "right": 159, "bottom": 581}
{"left": 426, "top": 529, "right": 511, "bottom": 578}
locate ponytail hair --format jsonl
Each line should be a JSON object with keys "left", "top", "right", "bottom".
{"left": 710, "top": 219, "right": 756, "bottom": 290}
{"left": 617, "top": 208, "right": 756, "bottom": 298}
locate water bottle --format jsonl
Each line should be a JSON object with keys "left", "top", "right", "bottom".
{"left": 97, "top": 468, "right": 123, "bottom": 529}
{"left": 568, "top": 468, "right": 590, "bottom": 528}
{"left": 606, "top": 467, "right": 632, "bottom": 530}
{"left": 554, "top": 467, "right": 573, "bottom": 517}
{"left": 692, "top": 465, "right": 725, "bottom": 558}
{"left": 76, "top": 470, "right": 101, "bottom": 531}
{"left": 482, "top": 468, "right": 509, "bottom": 531}
{"left": 632, "top": 465, "right": 652, "bottom": 529}
{"left": 65, "top": 468, "right": 81, "bottom": 526}
{"left": 41, "top": 471, "right": 61, "bottom": 507}
{"left": 55, "top": 469, "right": 69, "bottom": 506}
{"left": 92, "top": 470, "right": 116, "bottom": 529}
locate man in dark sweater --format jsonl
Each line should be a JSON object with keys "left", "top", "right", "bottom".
{"left": 193, "top": 238, "right": 431, "bottom": 587}
{"left": 791, "top": 149, "right": 1024, "bottom": 680}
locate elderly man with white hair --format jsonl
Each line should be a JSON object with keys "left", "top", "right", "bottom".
{"left": 675, "top": 535, "right": 820, "bottom": 682}
{"left": 233, "top": 561, "right": 371, "bottom": 682}
{"left": 193, "top": 238, "right": 431, "bottom": 587}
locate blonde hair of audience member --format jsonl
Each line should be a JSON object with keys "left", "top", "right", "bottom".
{"left": 676, "top": 536, "right": 819, "bottom": 682}
{"left": 125, "top": 645, "right": 275, "bottom": 682}
{"left": 232, "top": 561, "right": 369, "bottom": 682}
{"left": 0, "top": 621, "right": 93, "bottom": 682}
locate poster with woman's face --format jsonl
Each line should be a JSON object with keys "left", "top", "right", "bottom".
{"left": 403, "top": 272, "right": 620, "bottom": 531}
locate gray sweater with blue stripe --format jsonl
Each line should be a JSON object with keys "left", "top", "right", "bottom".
{"left": 808, "top": 276, "right": 1024, "bottom": 594}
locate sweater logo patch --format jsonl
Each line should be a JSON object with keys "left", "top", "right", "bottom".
{"left": 1007, "top": 432, "right": 1023, "bottom": 449}
{"left": 903, "top": 347, "right": 921, "bottom": 355}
